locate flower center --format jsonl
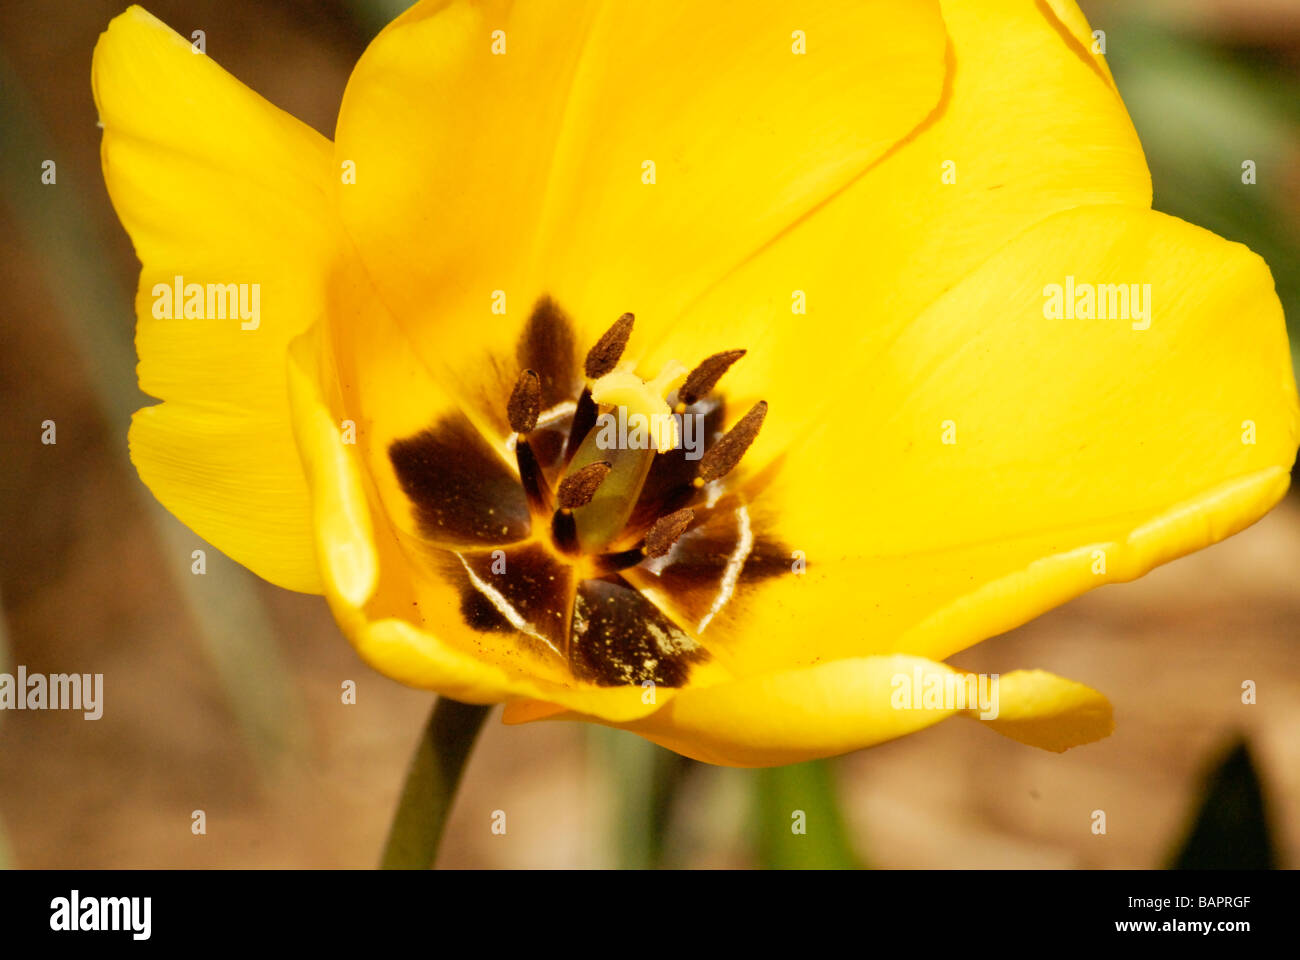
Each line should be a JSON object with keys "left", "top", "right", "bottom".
{"left": 386, "top": 298, "right": 786, "bottom": 689}
{"left": 507, "top": 312, "right": 765, "bottom": 579}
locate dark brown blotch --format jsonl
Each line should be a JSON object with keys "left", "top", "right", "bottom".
{"left": 389, "top": 417, "right": 531, "bottom": 546}
{"left": 453, "top": 543, "right": 574, "bottom": 657}
{"left": 570, "top": 576, "right": 707, "bottom": 687}
{"left": 517, "top": 297, "right": 580, "bottom": 410}
{"left": 651, "top": 503, "right": 793, "bottom": 623}
{"left": 528, "top": 420, "right": 571, "bottom": 471}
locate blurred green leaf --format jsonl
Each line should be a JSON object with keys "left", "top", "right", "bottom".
{"left": 753, "top": 760, "right": 861, "bottom": 869}
{"left": 591, "top": 727, "right": 695, "bottom": 868}
{"left": 1103, "top": 18, "right": 1300, "bottom": 385}
{"left": 1169, "top": 738, "right": 1278, "bottom": 869}
{"left": 346, "top": 0, "right": 417, "bottom": 40}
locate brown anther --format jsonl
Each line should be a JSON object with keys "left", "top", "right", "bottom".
{"left": 697, "top": 401, "right": 767, "bottom": 485}
{"left": 584, "top": 312, "right": 634, "bottom": 379}
{"left": 556, "top": 461, "right": 612, "bottom": 509}
{"left": 679, "top": 349, "right": 746, "bottom": 406}
{"left": 508, "top": 369, "right": 541, "bottom": 434}
{"left": 644, "top": 507, "right": 695, "bottom": 559}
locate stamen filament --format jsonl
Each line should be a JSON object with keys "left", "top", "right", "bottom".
{"left": 516, "top": 440, "right": 553, "bottom": 515}
{"left": 591, "top": 546, "right": 646, "bottom": 576}
{"left": 551, "top": 509, "right": 580, "bottom": 555}
{"left": 589, "top": 507, "right": 693, "bottom": 575}
{"left": 564, "top": 387, "right": 598, "bottom": 461}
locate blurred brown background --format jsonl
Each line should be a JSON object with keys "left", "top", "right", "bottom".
{"left": 0, "top": 0, "right": 1296, "bottom": 868}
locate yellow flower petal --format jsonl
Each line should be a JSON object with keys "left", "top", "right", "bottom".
{"left": 334, "top": 0, "right": 947, "bottom": 426}
{"left": 571, "top": 655, "right": 1112, "bottom": 766}
{"left": 286, "top": 329, "right": 378, "bottom": 609}
{"left": 620, "top": 655, "right": 963, "bottom": 766}
{"left": 642, "top": 0, "right": 1151, "bottom": 461}
{"left": 973, "top": 669, "right": 1113, "bottom": 752}
{"left": 695, "top": 205, "right": 1297, "bottom": 677}
{"left": 639, "top": 0, "right": 1149, "bottom": 455}
{"left": 128, "top": 404, "right": 323, "bottom": 591}
{"left": 94, "top": 5, "right": 342, "bottom": 592}
{"left": 1040, "top": 0, "right": 1117, "bottom": 89}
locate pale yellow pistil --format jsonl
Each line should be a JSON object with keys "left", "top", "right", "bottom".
{"left": 588, "top": 359, "right": 688, "bottom": 454}
{"left": 563, "top": 360, "right": 687, "bottom": 553}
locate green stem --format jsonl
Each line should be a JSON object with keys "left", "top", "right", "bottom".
{"left": 595, "top": 728, "right": 695, "bottom": 868}
{"left": 380, "top": 697, "right": 492, "bottom": 869}
{"left": 753, "top": 760, "right": 862, "bottom": 869}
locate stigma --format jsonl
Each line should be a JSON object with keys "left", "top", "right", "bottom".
{"left": 588, "top": 360, "right": 686, "bottom": 454}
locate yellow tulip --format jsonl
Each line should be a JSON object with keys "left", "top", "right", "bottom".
{"left": 93, "top": 1, "right": 1298, "bottom": 767}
